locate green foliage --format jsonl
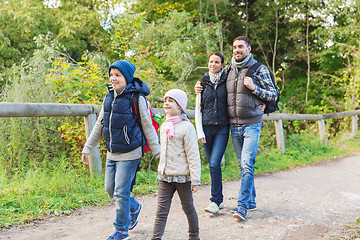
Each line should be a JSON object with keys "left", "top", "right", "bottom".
{"left": 47, "top": 54, "right": 108, "bottom": 105}
{"left": 44, "top": 50, "right": 110, "bottom": 161}
{"left": 0, "top": 41, "right": 74, "bottom": 175}
{"left": 0, "top": 0, "right": 113, "bottom": 72}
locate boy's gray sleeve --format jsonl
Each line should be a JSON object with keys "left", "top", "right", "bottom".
{"left": 82, "top": 107, "right": 104, "bottom": 154}
{"left": 138, "top": 96, "right": 161, "bottom": 158}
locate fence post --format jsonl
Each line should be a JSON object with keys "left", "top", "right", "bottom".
{"left": 274, "top": 120, "right": 285, "bottom": 154}
{"left": 84, "top": 113, "right": 102, "bottom": 176}
{"left": 352, "top": 115, "right": 358, "bottom": 137}
{"left": 318, "top": 119, "right": 327, "bottom": 146}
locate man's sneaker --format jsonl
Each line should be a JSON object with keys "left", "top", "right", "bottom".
{"left": 205, "top": 202, "right": 220, "bottom": 214}
{"left": 231, "top": 204, "right": 256, "bottom": 213}
{"left": 107, "top": 231, "right": 129, "bottom": 240}
{"left": 129, "top": 203, "right": 142, "bottom": 230}
{"left": 233, "top": 207, "right": 247, "bottom": 221}
{"left": 219, "top": 202, "right": 224, "bottom": 210}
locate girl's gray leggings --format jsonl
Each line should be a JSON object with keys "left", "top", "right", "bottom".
{"left": 152, "top": 180, "right": 199, "bottom": 240}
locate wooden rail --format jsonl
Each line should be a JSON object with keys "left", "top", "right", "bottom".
{"left": 1, "top": 102, "right": 359, "bottom": 175}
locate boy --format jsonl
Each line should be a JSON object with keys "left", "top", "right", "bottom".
{"left": 82, "top": 60, "right": 160, "bottom": 240}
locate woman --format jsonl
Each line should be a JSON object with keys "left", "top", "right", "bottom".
{"left": 195, "top": 52, "right": 229, "bottom": 214}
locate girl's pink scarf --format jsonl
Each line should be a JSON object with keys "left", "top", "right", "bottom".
{"left": 163, "top": 116, "right": 183, "bottom": 139}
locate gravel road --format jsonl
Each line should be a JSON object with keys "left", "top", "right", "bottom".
{"left": 1, "top": 154, "right": 360, "bottom": 240}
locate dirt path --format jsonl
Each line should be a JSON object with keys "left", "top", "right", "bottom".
{"left": 1, "top": 154, "right": 360, "bottom": 240}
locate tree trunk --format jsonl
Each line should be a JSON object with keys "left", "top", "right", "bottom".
{"left": 272, "top": 7, "right": 279, "bottom": 75}
{"left": 214, "top": 2, "right": 224, "bottom": 54}
{"left": 353, "top": 43, "right": 360, "bottom": 109}
{"left": 305, "top": 11, "right": 311, "bottom": 104}
{"left": 199, "top": 0, "right": 203, "bottom": 23}
{"left": 245, "top": 0, "right": 249, "bottom": 36}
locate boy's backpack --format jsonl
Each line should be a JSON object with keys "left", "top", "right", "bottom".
{"left": 245, "top": 62, "right": 280, "bottom": 114}
{"left": 130, "top": 92, "right": 160, "bottom": 154}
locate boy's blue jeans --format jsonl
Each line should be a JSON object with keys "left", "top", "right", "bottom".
{"left": 105, "top": 158, "right": 141, "bottom": 235}
{"left": 230, "top": 122, "right": 262, "bottom": 210}
{"left": 202, "top": 125, "right": 229, "bottom": 205}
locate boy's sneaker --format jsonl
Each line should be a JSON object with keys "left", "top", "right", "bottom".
{"left": 205, "top": 202, "right": 220, "bottom": 214}
{"left": 107, "top": 231, "right": 129, "bottom": 240}
{"left": 129, "top": 203, "right": 142, "bottom": 230}
{"left": 248, "top": 203, "right": 257, "bottom": 212}
{"left": 233, "top": 207, "right": 247, "bottom": 221}
{"left": 219, "top": 202, "right": 224, "bottom": 210}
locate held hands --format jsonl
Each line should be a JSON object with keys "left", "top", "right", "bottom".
{"left": 191, "top": 185, "right": 199, "bottom": 193}
{"left": 258, "top": 104, "right": 266, "bottom": 112}
{"left": 244, "top": 76, "right": 256, "bottom": 91}
{"left": 194, "top": 81, "right": 203, "bottom": 94}
{"left": 199, "top": 137, "right": 206, "bottom": 143}
{"left": 81, "top": 153, "right": 89, "bottom": 165}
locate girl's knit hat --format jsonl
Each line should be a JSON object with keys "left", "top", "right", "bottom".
{"left": 164, "top": 89, "right": 188, "bottom": 111}
{"left": 108, "top": 60, "right": 136, "bottom": 83}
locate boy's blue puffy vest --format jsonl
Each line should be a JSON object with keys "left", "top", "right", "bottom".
{"left": 103, "top": 90, "right": 144, "bottom": 153}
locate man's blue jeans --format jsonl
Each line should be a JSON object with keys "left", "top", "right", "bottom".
{"left": 105, "top": 158, "right": 141, "bottom": 235}
{"left": 203, "top": 126, "right": 229, "bottom": 205}
{"left": 230, "top": 122, "right": 262, "bottom": 210}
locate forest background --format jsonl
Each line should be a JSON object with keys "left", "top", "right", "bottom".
{"left": 1, "top": 0, "right": 360, "bottom": 235}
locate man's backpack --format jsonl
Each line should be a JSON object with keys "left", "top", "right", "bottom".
{"left": 130, "top": 92, "right": 160, "bottom": 154}
{"left": 246, "top": 62, "right": 279, "bottom": 114}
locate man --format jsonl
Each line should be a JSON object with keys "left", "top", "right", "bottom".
{"left": 195, "top": 36, "right": 278, "bottom": 221}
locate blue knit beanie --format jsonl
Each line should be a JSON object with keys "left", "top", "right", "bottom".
{"left": 108, "top": 60, "right": 136, "bottom": 83}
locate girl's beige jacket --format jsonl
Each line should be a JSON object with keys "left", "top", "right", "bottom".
{"left": 158, "top": 120, "right": 201, "bottom": 184}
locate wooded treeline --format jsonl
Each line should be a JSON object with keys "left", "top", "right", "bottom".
{"left": 1, "top": 0, "right": 360, "bottom": 111}
{"left": 0, "top": 0, "right": 360, "bottom": 172}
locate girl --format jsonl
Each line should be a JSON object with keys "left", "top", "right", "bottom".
{"left": 152, "top": 89, "right": 201, "bottom": 240}
{"left": 195, "top": 52, "right": 229, "bottom": 214}
{"left": 81, "top": 60, "right": 160, "bottom": 240}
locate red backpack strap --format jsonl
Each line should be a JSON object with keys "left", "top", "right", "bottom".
{"left": 130, "top": 92, "right": 144, "bottom": 155}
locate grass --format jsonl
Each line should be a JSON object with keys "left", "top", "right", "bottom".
{"left": 1, "top": 132, "right": 360, "bottom": 230}
{"left": 0, "top": 158, "right": 108, "bottom": 228}
{"left": 330, "top": 218, "right": 360, "bottom": 240}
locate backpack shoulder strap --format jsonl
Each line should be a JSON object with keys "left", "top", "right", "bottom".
{"left": 130, "top": 92, "right": 143, "bottom": 128}
{"left": 130, "top": 92, "right": 145, "bottom": 156}
{"left": 225, "top": 66, "right": 231, "bottom": 76}
{"left": 245, "top": 62, "right": 262, "bottom": 78}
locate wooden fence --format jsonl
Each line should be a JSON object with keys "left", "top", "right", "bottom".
{"left": 1, "top": 102, "right": 359, "bottom": 176}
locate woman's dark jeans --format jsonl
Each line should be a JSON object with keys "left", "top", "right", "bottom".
{"left": 203, "top": 125, "right": 229, "bottom": 205}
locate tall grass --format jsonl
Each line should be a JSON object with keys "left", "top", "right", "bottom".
{"left": 0, "top": 155, "right": 108, "bottom": 228}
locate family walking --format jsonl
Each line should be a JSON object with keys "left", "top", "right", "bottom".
{"left": 81, "top": 35, "right": 279, "bottom": 240}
